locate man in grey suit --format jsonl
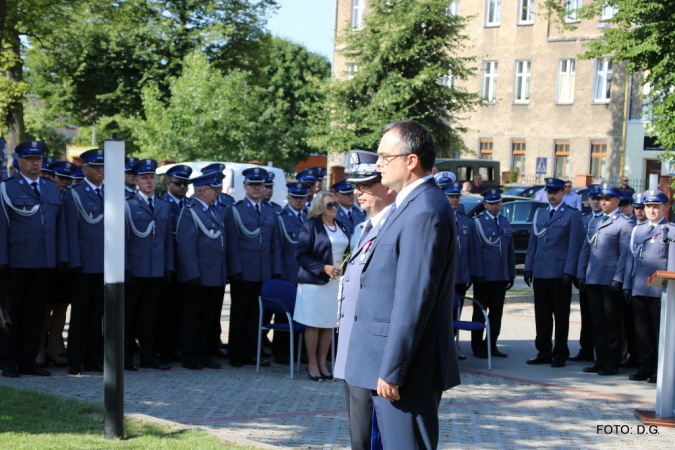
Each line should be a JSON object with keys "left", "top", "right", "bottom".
{"left": 623, "top": 190, "right": 675, "bottom": 383}
{"left": 524, "top": 178, "right": 584, "bottom": 367}
{"left": 577, "top": 182, "right": 633, "bottom": 376}
{"left": 344, "top": 121, "right": 459, "bottom": 450}
{"left": 336, "top": 150, "right": 396, "bottom": 450}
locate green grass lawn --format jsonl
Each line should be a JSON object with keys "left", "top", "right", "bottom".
{"left": 0, "top": 385, "right": 258, "bottom": 449}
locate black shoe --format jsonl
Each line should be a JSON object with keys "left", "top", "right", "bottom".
{"left": 274, "top": 356, "right": 291, "bottom": 365}
{"left": 474, "top": 351, "right": 488, "bottom": 359}
{"left": 46, "top": 354, "right": 68, "bottom": 368}
{"left": 182, "top": 362, "right": 202, "bottom": 370}
{"left": 551, "top": 361, "right": 566, "bottom": 368}
{"left": 83, "top": 364, "right": 104, "bottom": 372}
{"left": 629, "top": 371, "right": 653, "bottom": 381}
{"left": 527, "top": 356, "right": 552, "bottom": 365}
{"left": 306, "top": 368, "right": 323, "bottom": 382}
{"left": 491, "top": 349, "right": 508, "bottom": 358}
{"left": 583, "top": 364, "right": 602, "bottom": 373}
{"left": 248, "top": 358, "right": 270, "bottom": 367}
{"left": 141, "top": 361, "right": 171, "bottom": 370}
{"left": 19, "top": 367, "right": 50, "bottom": 376}
{"left": 201, "top": 360, "right": 222, "bottom": 369}
{"left": 229, "top": 360, "right": 244, "bottom": 368}
{"left": 36, "top": 360, "right": 49, "bottom": 369}
{"left": 620, "top": 358, "right": 639, "bottom": 369}
{"left": 320, "top": 372, "right": 334, "bottom": 381}
{"left": 569, "top": 353, "right": 594, "bottom": 362}
{"left": 67, "top": 366, "right": 81, "bottom": 375}
{"left": 598, "top": 368, "right": 618, "bottom": 376}
{"left": 648, "top": 374, "right": 657, "bottom": 383}
{"left": 2, "top": 366, "right": 19, "bottom": 378}
{"left": 124, "top": 364, "right": 138, "bottom": 371}
{"left": 211, "top": 350, "right": 228, "bottom": 359}
{"left": 457, "top": 354, "right": 467, "bottom": 361}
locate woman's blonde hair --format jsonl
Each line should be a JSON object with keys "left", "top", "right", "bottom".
{"left": 308, "top": 191, "right": 337, "bottom": 220}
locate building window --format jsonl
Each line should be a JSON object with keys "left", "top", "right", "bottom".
{"left": 564, "top": 0, "right": 581, "bottom": 23}
{"left": 518, "top": 0, "right": 535, "bottom": 24}
{"left": 594, "top": 58, "right": 612, "bottom": 102}
{"left": 557, "top": 59, "right": 575, "bottom": 104}
{"left": 439, "top": 71, "right": 454, "bottom": 89}
{"left": 554, "top": 141, "right": 570, "bottom": 178}
{"left": 480, "top": 139, "right": 493, "bottom": 160}
{"left": 447, "top": 0, "right": 459, "bottom": 16}
{"left": 486, "top": 0, "right": 501, "bottom": 26}
{"left": 482, "top": 61, "right": 498, "bottom": 102}
{"left": 352, "top": 0, "right": 365, "bottom": 28}
{"left": 514, "top": 60, "right": 531, "bottom": 103}
{"left": 511, "top": 140, "right": 526, "bottom": 180}
{"left": 590, "top": 142, "right": 607, "bottom": 179}
{"left": 600, "top": 3, "right": 618, "bottom": 21}
{"left": 346, "top": 64, "right": 358, "bottom": 81}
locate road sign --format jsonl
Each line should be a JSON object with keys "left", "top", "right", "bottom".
{"left": 536, "top": 157, "right": 547, "bottom": 175}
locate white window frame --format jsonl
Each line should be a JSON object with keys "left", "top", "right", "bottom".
{"left": 482, "top": 61, "right": 498, "bottom": 102}
{"left": 514, "top": 60, "right": 531, "bottom": 103}
{"left": 564, "top": 0, "right": 581, "bottom": 23}
{"left": 447, "top": 1, "right": 459, "bottom": 16}
{"left": 351, "top": 0, "right": 365, "bottom": 29}
{"left": 600, "top": 3, "right": 618, "bottom": 21}
{"left": 485, "top": 0, "right": 501, "bottom": 27}
{"left": 518, "top": 0, "right": 535, "bottom": 25}
{"left": 557, "top": 58, "right": 576, "bottom": 104}
{"left": 346, "top": 64, "right": 358, "bottom": 81}
{"left": 593, "top": 58, "right": 612, "bottom": 103}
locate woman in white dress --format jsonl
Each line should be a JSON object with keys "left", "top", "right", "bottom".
{"left": 294, "top": 191, "right": 350, "bottom": 381}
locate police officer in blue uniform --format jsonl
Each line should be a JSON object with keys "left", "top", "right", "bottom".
{"left": 124, "top": 159, "right": 174, "bottom": 371}
{"left": 623, "top": 190, "right": 675, "bottom": 383}
{"left": 468, "top": 188, "right": 515, "bottom": 359}
{"left": 577, "top": 182, "right": 633, "bottom": 376}
{"left": 50, "top": 160, "right": 74, "bottom": 192}
{"left": 41, "top": 157, "right": 55, "bottom": 180}
{"left": 619, "top": 190, "right": 637, "bottom": 224}
{"left": 524, "top": 178, "right": 584, "bottom": 367}
{"left": 633, "top": 192, "right": 648, "bottom": 225}
{"left": 125, "top": 157, "right": 139, "bottom": 196}
{"left": 619, "top": 189, "right": 638, "bottom": 368}
{"left": 434, "top": 171, "right": 455, "bottom": 190}
{"left": 297, "top": 168, "right": 319, "bottom": 215}
{"left": 263, "top": 172, "right": 283, "bottom": 213}
{"left": 176, "top": 171, "right": 230, "bottom": 370}
{"left": 200, "top": 163, "right": 235, "bottom": 214}
{"left": 0, "top": 140, "right": 68, "bottom": 378}
{"left": 331, "top": 179, "right": 366, "bottom": 239}
{"left": 310, "top": 166, "right": 326, "bottom": 192}
{"left": 570, "top": 184, "right": 603, "bottom": 363}
{"left": 62, "top": 149, "right": 106, "bottom": 374}
{"left": 156, "top": 164, "right": 193, "bottom": 363}
{"left": 71, "top": 165, "right": 85, "bottom": 185}
{"left": 223, "top": 167, "right": 283, "bottom": 367}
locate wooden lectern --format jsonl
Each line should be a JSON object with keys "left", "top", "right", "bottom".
{"left": 635, "top": 270, "right": 675, "bottom": 427}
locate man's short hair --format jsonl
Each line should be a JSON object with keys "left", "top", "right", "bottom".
{"left": 382, "top": 121, "right": 436, "bottom": 172}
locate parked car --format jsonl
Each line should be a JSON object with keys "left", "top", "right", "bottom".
{"left": 502, "top": 184, "right": 544, "bottom": 198}
{"left": 434, "top": 158, "right": 501, "bottom": 190}
{"left": 460, "top": 195, "right": 546, "bottom": 264}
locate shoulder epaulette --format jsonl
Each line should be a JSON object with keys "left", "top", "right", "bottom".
{"left": 156, "top": 196, "right": 169, "bottom": 203}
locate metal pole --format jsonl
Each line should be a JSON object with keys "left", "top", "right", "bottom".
{"left": 103, "top": 137, "right": 125, "bottom": 439}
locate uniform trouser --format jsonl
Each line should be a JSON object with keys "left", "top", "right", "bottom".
{"left": 533, "top": 278, "right": 572, "bottom": 362}
{"left": 228, "top": 280, "right": 262, "bottom": 362}
{"left": 0, "top": 268, "right": 49, "bottom": 370}
{"left": 207, "top": 289, "right": 226, "bottom": 354}
{"left": 621, "top": 296, "right": 637, "bottom": 360}
{"left": 181, "top": 284, "right": 224, "bottom": 365}
{"left": 156, "top": 279, "right": 182, "bottom": 359}
{"left": 586, "top": 284, "right": 623, "bottom": 370}
{"left": 578, "top": 287, "right": 595, "bottom": 358}
{"left": 631, "top": 295, "right": 660, "bottom": 372}
{"left": 372, "top": 389, "right": 442, "bottom": 450}
{"left": 124, "top": 277, "right": 163, "bottom": 365}
{"left": 343, "top": 381, "right": 374, "bottom": 450}
{"left": 67, "top": 273, "right": 104, "bottom": 368}
{"left": 471, "top": 280, "right": 507, "bottom": 353}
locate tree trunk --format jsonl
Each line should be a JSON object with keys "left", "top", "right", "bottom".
{"left": 4, "top": 27, "right": 25, "bottom": 151}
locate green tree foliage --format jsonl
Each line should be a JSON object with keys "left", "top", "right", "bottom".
{"left": 545, "top": 0, "right": 675, "bottom": 154}
{"left": 312, "top": 0, "right": 479, "bottom": 156}
{"left": 23, "top": 100, "right": 67, "bottom": 157}
{"left": 69, "top": 115, "right": 139, "bottom": 154}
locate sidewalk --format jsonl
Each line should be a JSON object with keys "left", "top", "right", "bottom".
{"left": 1, "top": 292, "right": 673, "bottom": 448}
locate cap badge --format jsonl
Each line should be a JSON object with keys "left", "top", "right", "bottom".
{"left": 31, "top": 141, "right": 37, "bottom": 148}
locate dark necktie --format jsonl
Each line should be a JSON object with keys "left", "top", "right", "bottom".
{"left": 255, "top": 203, "right": 260, "bottom": 215}
{"left": 30, "top": 181, "right": 40, "bottom": 199}
{"left": 95, "top": 187, "right": 102, "bottom": 201}
{"left": 358, "top": 220, "right": 373, "bottom": 248}
{"left": 297, "top": 212, "right": 303, "bottom": 223}
{"left": 148, "top": 197, "right": 154, "bottom": 214}
{"left": 602, "top": 215, "right": 609, "bottom": 223}
{"left": 648, "top": 224, "right": 654, "bottom": 234}
{"left": 179, "top": 198, "right": 183, "bottom": 208}
{"left": 549, "top": 208, "right": 555, "bottom": 219}
{"left": 348, "top": 210, "right": 353, "bottom": 224}
{"left": 494, "top": 216, "right": 498, "bottom": 228}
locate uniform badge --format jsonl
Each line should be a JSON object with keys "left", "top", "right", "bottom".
{"left": 89, "top": 212, "right": 93, "bottom": 219}
{"left": 18, "top": 179, "right": 23, "bottom": 185}
{"left": 85, "top": 186, "right": 90, "bottom": 192}
{"left": 32, "top": 141, "right": 38, "bottom": 148}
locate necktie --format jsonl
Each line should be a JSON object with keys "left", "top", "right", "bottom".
{"left": 179, "top": 198, "right": 183, "bottom": 208}
{"left": 30, "top": 181, "right": 40, "bottom": 199}
{"left": 148, "top": 197, "right": 154, "bottom": 213}
{"left": 255, "top": 203, "right": 260, "bottom": 215}
{"left": 602, "top": 215, "right": 609, "bottom": 223}
{"left": 648, "top": 224, "right": 654, "bottom": 234}
{"left": 358, "top": 220, "right": 373, "bottom": 248}
{"left": 348, "top": 210, "right": 353, "bottom": 223}
{"left": 297, "top": 212, "right": 303, "bottom": 223}
{"left": 95, "top": 187, "right": 102, "bottom": 201}
{"left": 549, "top": 208, "right": 555, "bottom": 219}
{"left": 494, "top": 216, "right": 498, "bottom": 228}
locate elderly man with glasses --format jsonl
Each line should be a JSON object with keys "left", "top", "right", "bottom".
{"left": 562, "top": 180, "right": 582, "bottom": 210}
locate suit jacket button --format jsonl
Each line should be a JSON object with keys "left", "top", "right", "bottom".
{"left": 345, "top": 277, "right": 349, "bottom": 282}
{"left": 354, "top": 316, "right": 357, "bottom": 321}
{"left": 360, "top": 284, "right": 363, "bottom": 289}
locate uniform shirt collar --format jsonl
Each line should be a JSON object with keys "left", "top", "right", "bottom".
{"left": 338, "top": 204, "right": 351, "bottom": 216}
{"left": 84, "top": 177, "right": 104, "bottom": 191}
{"left": 136, "top": 190, "right": 154, "bottom": 204}
{"left": 372, "top": 203, "right": 393, "bottom": 229}
{"left": 193, "top": 197, "right": 210, "bottom": 210}
{"left": 395, "top": 174, "right": 433, "bottom": 208}
{"left": 20, "top": 171, "right": 40, "bottom": 186}
{"left": 484, "top": 210, "right": 499, "bottom": 222}
{"left": 246, "top": 196, "right": 260, "bottom": 207}
{"left": 166, "top": 191, "right": 182, "bottom": 204}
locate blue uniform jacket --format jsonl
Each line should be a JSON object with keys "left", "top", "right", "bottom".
{"left": 524, "top": 204, "right": 584, "bottom": 279}
{"left": 278, "top": 205, "right": 305, "bottom": 284}
{"left": 344, "top": 178, "right": 460, "bottom": 393}
{"left": 125, "top": 193, "right": 174, "bottom": 277}
{"left": 62, "top": 182, "right": 104, "bottom": 273}
{"left": 576, "top": 209, "right": 632, "bottom": 285}
{"left": 0, "top": 176, "right": 67, "bottom": 268}
{"left": 454, "top": 209, "right": 471, "bottom": 285}
{"left": 295, "top": 217, "right": 349, "bottom": 286}
{"left": 336, "top": 205, "right": 367, "bottom": 238}
{"left": 624, "top": 220, "right": 675, "bottom": 297}
{"left": 266, "top": 201, "right": 283, "bottom": 214}
{"left": 175, "top": 200, "right": 228, "bottom": 287}
{"left": 223, "top": 198, "right": 282, "bottom": 282}
{"left": 469, "top": 211, "right": 516, "bottom": 282}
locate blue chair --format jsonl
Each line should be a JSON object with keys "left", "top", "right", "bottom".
{"left": 257, "top": 279, "right": 306, "bottom": 379}
{"left": 453, "top": 293, "right": 492, "bottom": 370}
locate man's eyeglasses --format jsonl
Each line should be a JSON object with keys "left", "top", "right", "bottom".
{"left": 352, "top": 182, "right": 374, "bottom": 191}
{"left": 376, "top": 153, "right": 409, "bottom": 165}
{"left": 564, "top": 185, "right": 572, "bottom": 188}
{"left": 171, "top": 180, "right": 189, "bottom": 187}
{"left": 325, "top": 202, "right": 338, "bottom": 209}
